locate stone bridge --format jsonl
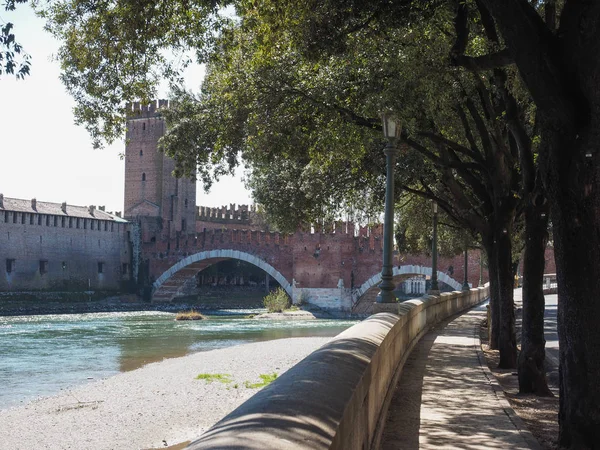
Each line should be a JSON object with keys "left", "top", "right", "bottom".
{"left": 142, "top": 223, "right": 485, "bottom": 312}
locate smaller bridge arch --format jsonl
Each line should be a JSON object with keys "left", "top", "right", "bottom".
{"left": 353, "top": 265, "right": 463, "bottom": 304}
{"left": 152, "top": 250, "right": 292, "bottom": 302}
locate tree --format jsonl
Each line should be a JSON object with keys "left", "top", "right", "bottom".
{"left": 42, "top": 0, "right": 594, "bottom": 442}
{"left": 160, "top": 2, "right": 527, "bottom": 368}
{"left": 449, "top": 1, "right": 600, "bottom": 445}
{"left": 1, "top": 0, "right": 30, "bottom": 79}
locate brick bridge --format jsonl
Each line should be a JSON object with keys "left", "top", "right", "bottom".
{"left": 142, "top": 222, "right": 486, "bottom": 313}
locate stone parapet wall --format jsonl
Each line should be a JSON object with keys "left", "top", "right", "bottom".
{"left": 187, "top": 286, "right": 488, "bottom": 450}
{"left": 292, "top": 283, "right": 353, "bottom": 312}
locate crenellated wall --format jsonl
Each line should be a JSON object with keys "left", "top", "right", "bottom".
{"left": 143, "top": 220, "right": 488, "bottom": 309}
{"left": 0, "top": 197, "right": 130, "bottom": 292}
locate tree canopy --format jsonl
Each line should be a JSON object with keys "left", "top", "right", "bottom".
{"left": 1, "top": 0, "right": 30, "bottom": 79}
{"left": 37, "top": 0, "right": 600, "bottom": 446}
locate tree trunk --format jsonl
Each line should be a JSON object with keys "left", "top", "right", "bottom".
{"left": 483, "top": 239, "right": 500, "bottom": 350}
{"left": 518, "top": 197, "right": 552, "bottom": 396}
{"left": 469, "top": 1, "right": 600, "bottom": 444}
{"left": 542, "top": 132, "right": 600, "bottom": 448}
{"left": 495, "top": 224, "right": 517, "bottom": 369}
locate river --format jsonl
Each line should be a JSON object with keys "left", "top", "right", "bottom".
{"left": 0, "top": 310, "right": 357, "bottom": 409}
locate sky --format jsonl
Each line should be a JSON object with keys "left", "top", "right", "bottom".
{"left": 0, "top": 6, "right": 252, "bottom": 214}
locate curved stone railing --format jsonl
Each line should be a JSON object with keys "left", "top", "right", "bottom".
{"left": 187, "top": 286, "right": 489, "bottom": 450}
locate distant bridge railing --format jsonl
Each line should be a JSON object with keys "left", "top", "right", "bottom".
{"left": 543, "top": 273, "right": 557, "bottom": 294}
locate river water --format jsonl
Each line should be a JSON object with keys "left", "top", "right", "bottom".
{"left": 0, "top": 310, "right": 357, "bottom": 410}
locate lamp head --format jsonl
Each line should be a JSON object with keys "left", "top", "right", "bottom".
{"left": 381, "top": 113, "right": 401, "bottom": 139}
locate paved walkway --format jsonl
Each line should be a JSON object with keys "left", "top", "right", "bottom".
{"left": 380, "top": 302, "right": 539, "bottom": 449}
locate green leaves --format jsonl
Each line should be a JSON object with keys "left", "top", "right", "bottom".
{"left": 0, "top": 20, "right": 31, "bottom": 79}
{"left": 39, "top": 0, "right": 230, "bottom": 147}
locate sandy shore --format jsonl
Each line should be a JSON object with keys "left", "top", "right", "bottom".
{"left": 0, "top": 337, "right": 331, "bottom": 450}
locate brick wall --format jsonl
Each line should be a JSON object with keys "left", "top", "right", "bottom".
{"left": 0, "top": 211, "right": 129, "bottom": 292}
{"left": 124, "top": 102, "right": 197, "bottom": 240}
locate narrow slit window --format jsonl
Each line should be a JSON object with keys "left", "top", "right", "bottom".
{"left": 142, "top": 173, "right": 146, "bottom": 181}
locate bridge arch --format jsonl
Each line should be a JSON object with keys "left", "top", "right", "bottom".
{"left": 353, "top": 265, "right": 463, "bottom": 303}
{"left": 152, "top": 250, "right": 292, "bottom": 301}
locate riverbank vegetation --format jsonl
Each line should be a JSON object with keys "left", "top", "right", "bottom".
{"left": 195, "top": 372, "right": 278, "bottom": 389}
{"left": 263, "top": 288, "right": 291, "bottom": 313}
{"left": 195, "top": 373, "right": 232, "bottom": 384}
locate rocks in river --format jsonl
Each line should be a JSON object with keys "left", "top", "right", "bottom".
{"left": 253, "top": 310, "right": 316, "bottom": 320}
{"left": 175, "top": 310, "right": 206, "bottom": 321}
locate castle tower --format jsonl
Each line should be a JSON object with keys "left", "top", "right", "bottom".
{"left": 124, "top": 100, "right": 197, "bottom": 239}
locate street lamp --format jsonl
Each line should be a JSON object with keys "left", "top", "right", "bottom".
{"left": 376, "top": 113, "right": 401, "bottom": 303}
{"left": 463, "top": 236, "right": 470, "bottom": 290}
{"left": 429, "top": 201, "right": 440, "bottom": 294}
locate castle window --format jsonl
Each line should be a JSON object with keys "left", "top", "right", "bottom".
{"left": 185, "top": 199, "right": 188, "bottom": 208}
{"left": 38, "top": 215, "right": 42, "bottom": 225}
{"left": 21, "top": 213, "right": 26, "bottom": 224}
{"left": 6, "top": 259, "right": 15, "bottom": 273}
{"left": 140, "top": 150, "right": 143, "bottom": 156}
{"left": 181, "top": 219, "right": 186, "bottom": 231}
{"left": 104, "top": 221, "right": 108, "bottom": 231}
{"left": 83, "top": 219, "right": 87, "bottom": 229}
{"left": 98, "top": 262, "right": 104, "bottom": 274}
{"left": 121, "top": 263, "right": 129, "bottom": 276}
{"left": 142, "top": 173, "right": 146, "bottom": 181}
{"left": 13, "top": 212, "right": 17, "bottom": 223}
{"left": 111, "top": 222, "right": 114, "bottom": 232}
{"left": 3, "top": 211, "right": 7, "bottom": 222}
{"left": 53, "top": 216, "right": 58, "bottom": 226}
{"left": 91, "top": 220, "right": 95, "bottom": 230}
{"left": 46, "top": 215, "right": 50, "bottom": 226}
{"left": 76, "top": 218, "right": 81, "bottom": 228}
{"left": 142, "top": 122, "right": 146, "bottom": 131}
{"left": 30, "top": 214, "right": 34, "bottom": 225}
{"left": 62, "top": 217, "right": 66, "bottom": 227}
{"left": 39, "top": 260, "right": 48, "bottom": 275}
{"left": 62, "top": 261, "right": 67, "bottom": 270}
{"left": 69, "top": 217, "right": 73, "bottom": 228}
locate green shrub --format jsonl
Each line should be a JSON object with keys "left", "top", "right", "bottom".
{"left": 263, "top": 287, "right": 291, "bottom": 312}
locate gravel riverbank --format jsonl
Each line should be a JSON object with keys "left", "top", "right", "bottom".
{"left": 0, "top": 337, "right": 331, "bottom": 450}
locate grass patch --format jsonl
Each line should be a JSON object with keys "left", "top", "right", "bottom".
{"left": 244, "top": 372, "right": 278, "bottom": 389}
{"left": 195, "top": 373, "right": 232, "bottom": 384}
{"left": 175, "top": 310, "right": 206, "bottom": 321}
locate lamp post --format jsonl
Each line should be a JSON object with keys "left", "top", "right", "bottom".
{"left": 478, "top": 249, "right": 484, "bottom": 287}
{"left": 463, "top": 236, "right": 470, "bottom": 290}
{"left": 376, "top": 114, "right": 401, "bottom": 303}
{"left": 429, "top": 201, "right": 440, "bottom": 294}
